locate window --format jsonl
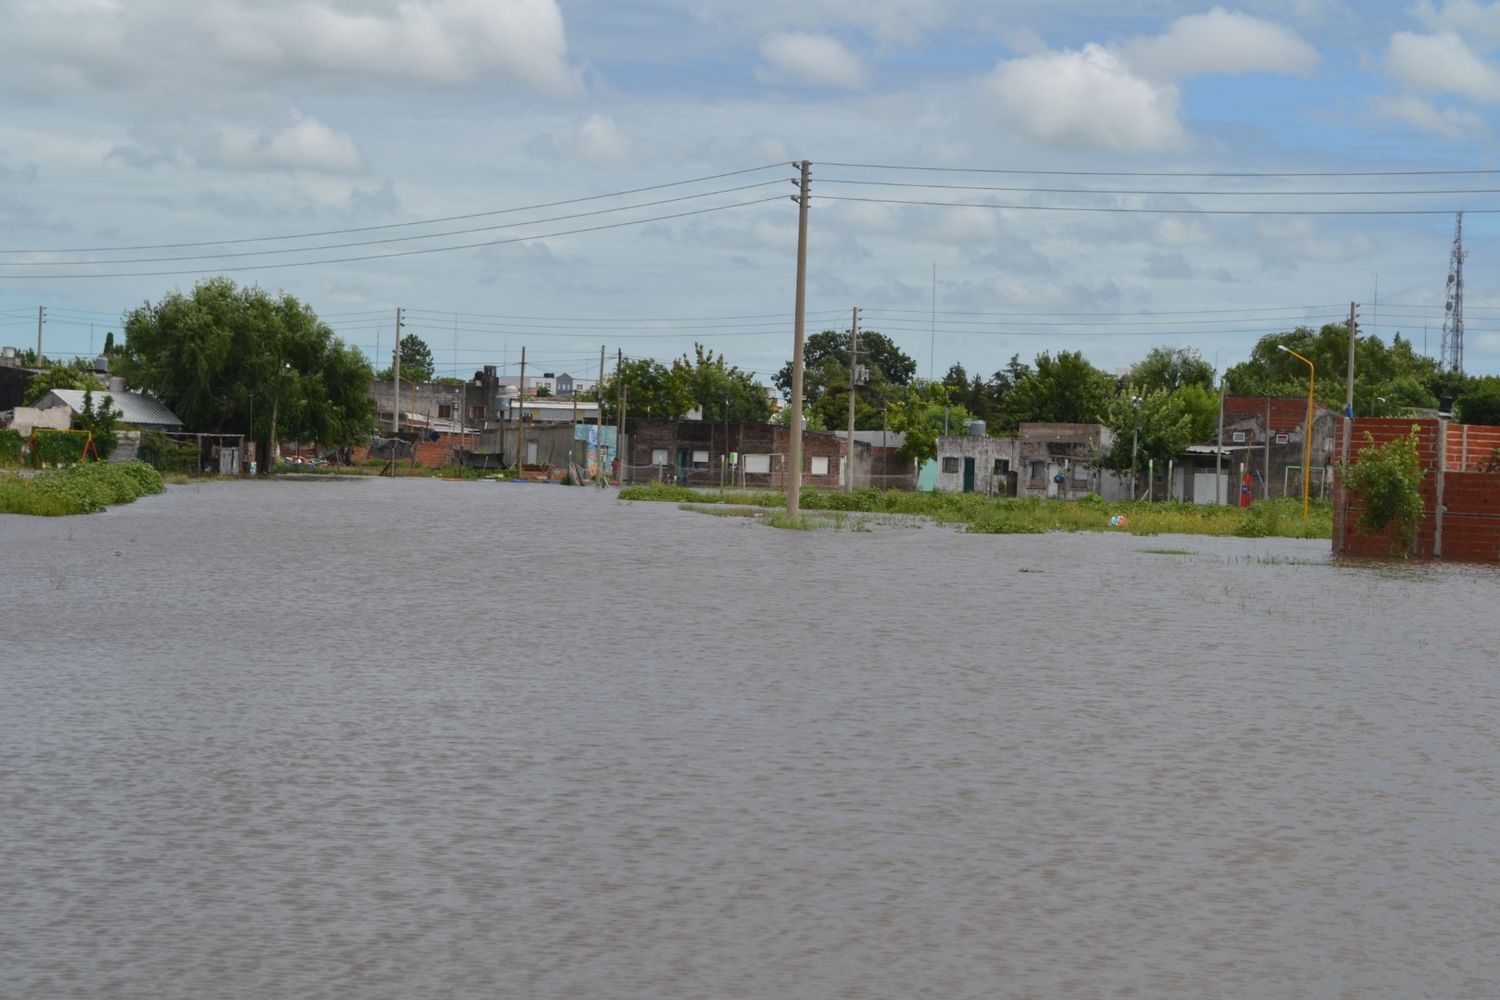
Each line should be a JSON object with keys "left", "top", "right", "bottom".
{"left": 1231, "top": 430, "right": 1247, "bottom": 443}
{"left": 378, "top": 411, "right": 393, "bottom": 424}
{"left": 1275, "top": 432, "right": 1290, "bottom": 445}
{"left": 810, "top": 455, "right": 829, "bottom": 475}
{"left": 993, "top": 458, "right": 1009, "bottom": 475}
{"left": 692, "top": 450, "right": 709, "bottom": 469}
{"left": 438, "top": 404, "right": 453, "bottom": 420}
{"left": 1029, "top": 460, "right": 1046, "bottom": 481}
{"left": 744, "top": 454, "right": 771, "bottom": 475}
{"left": 651, "top": 449, "right": 669, "bottom": 467}
{"left": 471, "top": 405, "right": 485, "bottom": 421}
{"left": 941, "top": 456, "right": 961, "bottom": 474}
{"left": 1072, "top": 463, "right": 1088, "bottom": 482}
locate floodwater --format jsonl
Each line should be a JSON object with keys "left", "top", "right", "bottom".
{"left": 2, "top": 477, "right": 1497, "bottom": 1000}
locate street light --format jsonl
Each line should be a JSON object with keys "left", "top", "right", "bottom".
{"left": 1372, "top": 395, "right": 1387, "bottom": 417}
{"left": 1277, "top": 345, "right": 1315, "bottom": 519}
{"left": 1130, "top": 396, "right": 1141, "bottom": 501}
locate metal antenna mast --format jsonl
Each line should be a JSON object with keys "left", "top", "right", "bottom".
{"left": 1440, "top": 212, "right": 1466, "bottom": 374}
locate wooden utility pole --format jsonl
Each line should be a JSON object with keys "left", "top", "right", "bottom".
{"left": 515, "top": 346, "right": 526, "bottom": 470}
{"left": 36, "top": 306, "right": 44, "bottom": 362}
{"left": 788, "top": 160, "right": 810, "bottom": 518}
{"left": 846, "top": 305, "right": 859, "bottom": 492}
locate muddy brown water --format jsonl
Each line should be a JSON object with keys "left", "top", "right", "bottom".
{"left": 3, "top": 477, "right": 1497, "bottom": 999}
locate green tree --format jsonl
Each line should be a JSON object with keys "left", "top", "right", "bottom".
{"left": 1099, "top": 384, "right": 1218, "bottom": 473}
{"left": 117, "top": 277, "right": 375, "bottom": 474}
{"left": 1129, "top": 346, "right": 1215, "bottom": 394}
{"left": 999, "top": 350, "right": 1115, "bottom": 430}
{"left": 392, "top": 333, "right": 434, "bottom": 382}
{"left": 885, "top": 382, "right": 973, "bottom": 465}
{"left": 773, "top": 329, "right": 916, "bottom": 411}
{"left": 21, "top": 365, "right": 96, "bottom": 405}
{"left": 1343, "top": 426, "right": 1426, "bottom": 554}
{"left": 671, "top": 344, "right": 771, "bottom": 423}
{"left": 598, "top": 358, "right": 694, "bottom": 422}
{"left": 1455, "top": 377, "right": 1500, "bottom": 426}
{"left": 74, "top": 389, "right": 121, "bottom": 458}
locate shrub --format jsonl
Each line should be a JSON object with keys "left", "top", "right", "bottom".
{"left": 0, "top": 429, "right": 22, "bottom": 467}
{"left": 1342, "top": 427, "right": 1425, "bottom": 554}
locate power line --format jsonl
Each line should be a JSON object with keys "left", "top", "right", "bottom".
{"left": 4, "top": 196, "right": 787, "bottom": 279}
{"left": 820, "top": 177, "right": 1500, "bottom": 197}
{"left": 0, "top": 182, "right": 789, "bottom": 268}
{"left": 817, "top": 161, "right": 1500, "bottom": 178}
{"left": 0, "top": 162, "right": 790, "bottom": 255}
{"left": 815, "top": 194, "right": 1500, "bottom": 217}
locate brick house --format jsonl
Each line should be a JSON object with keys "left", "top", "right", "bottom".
{"left": 1222, "top": 395, "right": 1341, "bottom": 501}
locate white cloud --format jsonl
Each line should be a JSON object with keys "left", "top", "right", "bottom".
{"left": 987, "top": 44, "right": 1187, "bottom": 153}
{"left": 205, "top": 115, "right": 365, "bottom": 174}
{"left": 570, "top": 114, "right": 634, "bottom": 166}
{"left": 1120, "top": 7, "right": 1320, "bottom": 81}
{"left": 1386, "top": 31, "right": 1500, "bottom": 102}
{"left": 688, "top": 0, "right": 949, "bottom": 47}
{"left": 1413, "top": 1, "right": 1500, "bottom": 47}
{"left": 757, "top": 32, "right": 870, "bottom": 90}
{"left": 1373, "top": 93, "right": 1490, "bottom": 139}
{"left": 4, "top": 0, "right": 582, "bottom": 97}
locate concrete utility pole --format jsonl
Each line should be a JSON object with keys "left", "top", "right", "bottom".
{"left": 616, "top": 348, "right": 624, "bottom": 470}
{"left": 846, "top": 306, "right": 859, "bottom": 492}
{"left": 516, "top": 346, "right": 526, "bottom": 470}
{"left": 787, "top": 160, "right": 810, "bottom": 518}
{"left": 36, "top": 306, "right": 45, "bottom": 363}
{"left": 1339, "top": 301, "right": 1358, "bottom": 546}
{"left": 393, "top": 307, "right": 403, "bottom": 434}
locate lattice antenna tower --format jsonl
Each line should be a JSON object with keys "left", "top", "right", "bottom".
{"left": 1440, "top": 212, "right": 1466, "bottom": 374}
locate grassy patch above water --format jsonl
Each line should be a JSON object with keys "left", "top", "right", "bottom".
{"left": 619, "top": 485, "right": 1332, "bottom": 540}
{"left": 0, "top": 461, "right": 165, "bottom": 516}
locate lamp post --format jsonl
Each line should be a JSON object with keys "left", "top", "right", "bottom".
{"left": 265, "top": 360, "right": 292, "bottom": 476}
{"left": 1277, "top": 345, "right": 1315, "bottom": 519}
{"left": 721, "top": 394, "right": 729, "bottom": 491}
{"left": 1130, "top": 396, "right": 1141, "bottom": 501}
{"left": 1372, "top": 395, "right": 1387, "bottom": 417}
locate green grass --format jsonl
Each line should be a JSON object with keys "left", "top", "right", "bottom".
{"left": 619, "top": 485, "right": 1332, "bottom": 540}
{"left": 0, "top": 461, "right": 165, "bottom": 516}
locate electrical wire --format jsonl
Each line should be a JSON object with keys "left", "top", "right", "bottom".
{"left": 816, "top": 161, "right": 1500, "bottom": 178}
{"left": 0, "top": 162, "right": 790, "bottom": 255}
{"left": 4, "top": 196, "right": 788, "bottom": 279}
{"left": 814, "top": 194, "right": 1500, "bottom": 216}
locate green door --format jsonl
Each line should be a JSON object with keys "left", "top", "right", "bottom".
{"left": 963, "top": 457, "right": 976, "bottom": 493}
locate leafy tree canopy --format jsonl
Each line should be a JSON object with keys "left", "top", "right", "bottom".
{"left": 1455, "top": 376, "right": 1500, "bottom": 426}
{"left": 672, "top": 343, "right": 771, "bottom": 423}
{"left": 773, "top": 328, "right": 916, "bottom": 408}
{"left": 116, "top": 277, "right": 375, "bottom": 454}
{"left": 598, "top": 358, "right": 695, "bottom": 422}
{"left": 886, "top": 382, "right": 974, "bottom": 465}
{"left": 1099, "top": 384, "right": 1218, "bottom": 472}
{"left": 392, "top": 333, "right": 434, "bottom": 382}
{"left": 999, "top": 350, "right": 1116, "bottom": 430}
{"left": 1129, "top": 346, "right": 1216, "bottom": 395}
{"left": 21, "top": 365, "right": 97, "bottom": 405}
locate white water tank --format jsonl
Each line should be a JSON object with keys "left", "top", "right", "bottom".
{"left": 967, "top": 420, "right": 986, "bottom": 437}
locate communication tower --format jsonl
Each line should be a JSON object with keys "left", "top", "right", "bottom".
{"left": 1440, "top": 212, "right": 1466, "bottom": 374}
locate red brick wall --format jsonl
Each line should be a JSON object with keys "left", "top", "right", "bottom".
{"left": 1335, "top": 418, "right": 1500, "bottom": 561}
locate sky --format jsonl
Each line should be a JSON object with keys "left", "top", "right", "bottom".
{"left": 3, "top": 0, "right": 1500, "bottom": 391}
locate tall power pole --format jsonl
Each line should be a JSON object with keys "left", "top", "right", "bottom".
{"left": 515, "top": 346, "right": 527, "bottom": 470}
{"left": 845, "top": 306, "right": 859, "bottom": 492}
{"left": 36, "top": 306, "right": 45, "bottom": 362}
{"left": 393, "top": 306, "right": 403, "bottom": 434}
{"left": 787, "top": 160, "right": 810, "bottom": 518}
{"left": 1441, "top": 212, "right": 1466, "bottom": 374}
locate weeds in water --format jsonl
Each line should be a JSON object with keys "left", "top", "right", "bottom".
{"left": 1141, "top": 548, "right": 1195, "bottom": 556}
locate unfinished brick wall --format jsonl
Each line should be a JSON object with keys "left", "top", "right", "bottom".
{"left": 1335, "top": 418, "right": 1500, "bottom": 561}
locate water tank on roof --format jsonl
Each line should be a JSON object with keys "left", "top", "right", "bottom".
{"left": 968, "top": 420, "right": 986, "bottom": 437}
{"left": 108, "top": 376, "right": 126, "bottom": 393}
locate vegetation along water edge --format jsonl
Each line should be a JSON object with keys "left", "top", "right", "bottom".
{"left": 618, "top": 484, "right": 1331, "bottom": 539}
{"left": 0, "top": 462, "right": 165, "bottom": 516}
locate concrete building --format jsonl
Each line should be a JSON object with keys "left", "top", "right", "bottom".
{"left": 1222, "top": 396, "right": 1341, "bottom": 501}
{"left": 625, "top": 419, "right": 867, "bottom": 489}
{"left": 34, "top": 386, "right": 184, "bottom": 432}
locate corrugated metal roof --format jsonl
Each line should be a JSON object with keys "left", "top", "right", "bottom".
{"left": 40, "top": 389, "right": 184, "bottom": 428}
